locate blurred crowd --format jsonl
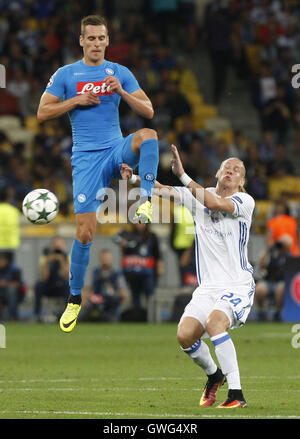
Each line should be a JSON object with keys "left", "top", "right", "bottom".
{"left": 0, "top": 0, "right": 299, "bottom": 213}
{"left": 0, "top": 0, "right": 300, "bottom": 323}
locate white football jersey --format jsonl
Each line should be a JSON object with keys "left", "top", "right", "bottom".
{"left": 174, "top": 186, "right": 255, "bottom": 290}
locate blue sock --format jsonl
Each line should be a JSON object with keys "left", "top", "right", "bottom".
{"left": 138, "top": 139, "right": 159, "bottom": 198}
{"left": 69, "top": 238, "right": 92, "bottom": 295}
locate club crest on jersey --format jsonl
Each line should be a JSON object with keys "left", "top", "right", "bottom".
{"left": 46, "top": 75, "right": 54, "bottom": 88}
{"left": 77, "top": 81, "right": 114, "bottom": 95}
{"left": 144, "top": 173, "right": 155, "bottom": 182}
{"left": 105, "top": 68, "right": 115, "bottom": 75}
{"left": 77, "top": 193, "right": 86, "bottom": 203}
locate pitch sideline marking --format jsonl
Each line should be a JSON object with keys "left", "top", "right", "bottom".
{"left": 0, "top": 409, "right": 299, "bottom": 419}
{"left": 0, "top": 376, "right": 299, "bottom": 383}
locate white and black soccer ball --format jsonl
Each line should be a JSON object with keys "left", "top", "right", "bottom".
{"left": 22, "top": 189, "right": 59, "bottom": 225}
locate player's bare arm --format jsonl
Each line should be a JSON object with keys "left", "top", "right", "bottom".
{"left": 37, "top": 90, "right": 100, "bottom": 123}
{"left": 119, "top": 163, "right": 180, "bottom": 201}
{"left": 104, "top": 75, "right": 154, "bottom": 119}
{"left": 170, "top": 144, "right": 236, "bottom": 214}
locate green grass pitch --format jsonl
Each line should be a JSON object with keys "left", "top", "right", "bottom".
{"left": 0, "top": 322, "right": 299, "bottom": 419}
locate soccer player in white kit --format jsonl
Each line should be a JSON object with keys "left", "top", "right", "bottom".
{"left": 122, "top": 143, "right": 255, "bottom": 408}
{"left": 169, "top": 145, "right": 255, "bottom": 408}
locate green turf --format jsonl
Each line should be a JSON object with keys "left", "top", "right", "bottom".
{"left": 0, "top": 322, "right": 299, "bottom": 419}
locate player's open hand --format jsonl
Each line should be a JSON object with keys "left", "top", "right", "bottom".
{"left": 104, "top": 76, "right": 123, "bottom": 95}
{"left": 170, "top": 144, "right": 184, "bottom": 177}
{"left": 76, "top": 90, "right": 100, "bottom": 106}
{"left": 120, "top": 163, "right": 133, "bottom": 180}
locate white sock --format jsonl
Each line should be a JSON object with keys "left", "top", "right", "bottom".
{"left": 182, "top": 339, "right": 217, "bottom": 376}
{"left": 210, "top": 332, "right": 241, "bottom": 389}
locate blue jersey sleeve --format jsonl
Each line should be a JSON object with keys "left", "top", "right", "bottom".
{"left": 45, "top": 67, "right": 66, "bottom": 99}
{"left": 118, "top": 64, "right": 140, "bottom": 94}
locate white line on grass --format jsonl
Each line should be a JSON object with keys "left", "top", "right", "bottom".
{"left": 0, "top": 376, "right": 299, "bottom": 384}
{"left": 0, "top": 387, "right": 299, "bottom": 393}
{"left": 0, "top": 410, "right": 299, "bottom": 419}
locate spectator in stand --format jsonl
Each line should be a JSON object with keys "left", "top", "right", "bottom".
{"left": 0, "top": 186, "right": 20, "bottom": 259}
{"left": 261, "top": 82, "right": 292, "bottom": 143}
{"left": 257, "top": 12, "right": 284, "bottom": 47}
{"left": 177, "top": 118, "right": 202, "bottom": 153}
{"left": 115, "top": 223, "right": 164, "bottom": 309}
{"left": 178, "top": 242, "right": 198, "bottom": 289}
{"left": 268, "top": 143, "right": 294, "bottom": 176}
{"left": 228, "top": 130, "right": 248, "bottom": 160}
{"left": 150, "top": 89, "right": 172, "bottom": 132}
{"left": 247, "top": 163, "right": 269, "bottom": 200}
{"left": 107, "top": 31, "right": 131, "bottom": 64}
{"left": 165, "top": 80, "right": 191, "bottom": 128}
{"left": 266, "top": 199, "right": 299, "bottom": 257}
{"left": 170, "top": 203, "right": 195, "bottom": 286}
{"left": 79, "top": 249, "right": 127, "bottom": 322}
{"left": 251, "top": 61, "right": 277, "bottom": 120}
{"left": 34, "top": 236, "right": 69, "bottom": 321}
{"left": 257, "top": 131, "right": 277, "bottom": 169}
{"left": 204, "top": 6, "right": 232, "bottom": 104}
{"left": 244, "top": 144, "right": 264, "bottom": 184}
{"left": 0, "top": 251, "right": 26, "bottom": 321}
{"left": 6, "top": 68, "right": 31, "bottom": 118}
{"left": 255, "top": 234, "right": 294, "bottom": 322}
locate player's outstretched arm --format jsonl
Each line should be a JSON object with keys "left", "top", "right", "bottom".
{"left": 119, "top": 164, "right": 180, "bottom": 201}
{"left": 170, "top": 144, "right": 235, "bottom": 214}
{"left": 37, "top": 91, "right": 100, "bottom": 123}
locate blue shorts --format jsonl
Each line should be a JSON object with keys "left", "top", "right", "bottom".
{"left": 71, "top": 134, "right": 139, "bottom": 213}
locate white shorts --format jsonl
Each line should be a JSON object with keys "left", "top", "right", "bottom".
{"left": 179, "top": 280, "right": 255, "bottom": 336}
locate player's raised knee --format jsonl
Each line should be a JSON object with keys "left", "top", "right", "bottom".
{"left": 138, "top": 128, "right": 158, "bottom": 142}
{"left": 177, "top": 326, "right": 195, "bottom": 349}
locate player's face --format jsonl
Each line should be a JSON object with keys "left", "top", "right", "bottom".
{"left": 80, "top": 25, "right": 109, "bottom": 65}
{"left": 217, "top": 159, "right": 245, "bottom": 190}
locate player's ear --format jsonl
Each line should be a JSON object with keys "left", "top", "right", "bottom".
{"left": 79, "top": 35, "right": 84, "bottom": 47}
{"left": 216, "top": 169, "right": 220, "bottom": 180}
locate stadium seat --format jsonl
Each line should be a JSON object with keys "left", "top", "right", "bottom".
{"left": 204, "top": 117, "right": 231, "bottom": 135}
{"left": 244, "top": 43, "right": 261, "bottom": 75}
{"left": 174, "top": 116, "right": 190, "bottom": 133}
{"left": 219, "top": 129, "right": 234, "bottom": 144}
{"left": 193, "top": 104, "right": 217, "bottom": 120}
{"left": 185, "top": 92, "right": 204, "bottom": 107}
{"left": 253, "top": 200, "right": 272, "bottom": 231}
{"left": 0, "top": 115, "right": 21, "bottom": 131}
{"left": 25, "top": 116, "right": 40, "bottom": 133}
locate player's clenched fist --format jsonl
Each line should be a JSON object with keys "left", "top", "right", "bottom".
{"left": 76, "top": 90, "right": 100, "bottom": 106}
{"left": 104, "top": 75, "right": 123, "bottom": 95}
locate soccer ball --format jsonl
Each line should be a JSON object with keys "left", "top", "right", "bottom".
{"left": 22, "top": 189, "right": 59, "bottom": 225}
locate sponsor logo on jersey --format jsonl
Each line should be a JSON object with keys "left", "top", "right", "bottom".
{"left": 76, "top": 81, "right": 114, "bottom": 95}
{"left": 291, "top": 273, "right": 300, "bottom": 305}
{"left": 105, "top": 68, "right": 115, "bottom": 75}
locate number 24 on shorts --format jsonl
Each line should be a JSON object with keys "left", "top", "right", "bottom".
{"left": 220, "top": 293, "right": 242, "bottom": 307}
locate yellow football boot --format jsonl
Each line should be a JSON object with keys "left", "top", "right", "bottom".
{"left": 59, "top": 303, "right": 81, "bottom": 333}
{"left": 134, "top": 200, "right": 152, "bottom": 223}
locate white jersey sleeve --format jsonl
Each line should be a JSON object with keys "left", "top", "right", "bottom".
{"left": 173, "top": 186, "right": 203, "bottom": 216}
{"left": 229, "top": 192, "right": 255, "bottom": 221}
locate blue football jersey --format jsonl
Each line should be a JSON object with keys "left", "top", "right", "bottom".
{"left": 45, "top": 59, "right": 140, "bottom": 151}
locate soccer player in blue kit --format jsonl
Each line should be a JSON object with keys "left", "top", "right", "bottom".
{"left": 37, "top": 15, "right": 159, "bottom": 332}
